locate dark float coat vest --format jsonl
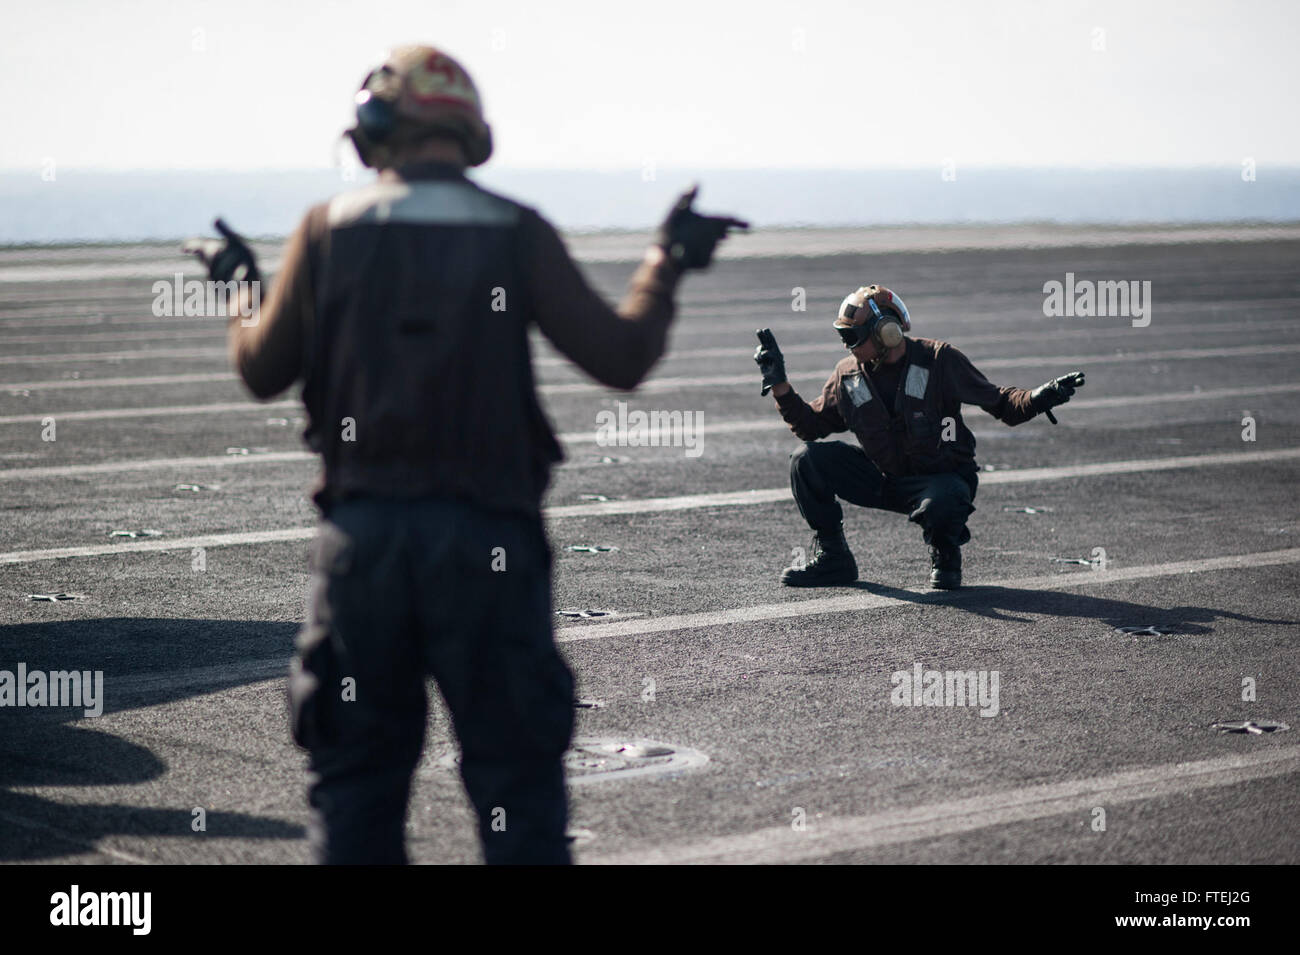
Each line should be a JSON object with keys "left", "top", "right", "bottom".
{"left": 837, "top": 338, "right": 979, "bottom": 478}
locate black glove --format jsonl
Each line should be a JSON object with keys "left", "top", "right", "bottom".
{"left": 754, "top": 328, "right": 787, "bottom": 396}
{"left": 182, "top": 218, "right": 261, "bottom": 285}
{"left": 1030, "top": 371, "right": 1086, "bottom": 424}
{"left": 655, "top": 185, "right": 749, "bottom": 270}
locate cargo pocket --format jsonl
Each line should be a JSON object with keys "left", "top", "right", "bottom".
{"left": 499, "top": 544, "right": 572, "bottom": 760}
{"left": 504, "top": 644, "right": 574, "bottom": 760}
{"left": 289, "top": 620, "right": 340, "bottom": 750}
{"left": 308, "top": 521, "right": 355, "bottom": 576}
{"left": 289, "top": 523, "right": 356, "bottom": 749}
{"left": 905, "top": 416, "right": 948, "bottom": 472}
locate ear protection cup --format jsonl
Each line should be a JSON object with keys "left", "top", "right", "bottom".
{"left": 346, "top": 69, "right": 400, "bottom": 168}
{"left": 355, "top": 89, "right": 397, "bottom": 142}
{"left": 865, "top": 299, "right": 904, "bottom": 349}
{"left": 834, "top": 285, "right": 911, "bottom": 353}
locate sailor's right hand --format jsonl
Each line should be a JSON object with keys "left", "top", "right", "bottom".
{"left": 754, "top": 328, "right": 787, "bottom": 396}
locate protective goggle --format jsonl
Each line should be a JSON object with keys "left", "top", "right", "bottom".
{"left": 836, "top": 322, "right": 874, "bottom": 349}
{"left": 835, "top": 298, "right": 889, "bottom": 349}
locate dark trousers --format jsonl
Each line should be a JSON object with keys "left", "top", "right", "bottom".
{"left": 790, "top": 441, "right": 978, "bottom": 548}
{"left": 288, "top": 496, "right": 574, "bottom": 865}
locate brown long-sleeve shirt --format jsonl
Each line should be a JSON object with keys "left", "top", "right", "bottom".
{"left": 226, "top": 162, "right": 682, "bottom": 512}
{"left": 230, "top": 167, "right": 680, "bottom": 399}
{"left": 775, "top": 338, "right": 1039, "bottom": 476}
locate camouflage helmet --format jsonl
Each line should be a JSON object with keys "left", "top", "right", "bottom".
{"left": 347, "top": 45, "right": 493, "bottom": 168}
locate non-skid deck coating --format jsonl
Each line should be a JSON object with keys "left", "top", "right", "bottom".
{"left": 1, "top": 234, "right": 1297, "bottom": 864}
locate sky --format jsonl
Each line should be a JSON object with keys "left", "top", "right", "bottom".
{"left": 3, "top": 0, "right": 1299, "bottom": 172}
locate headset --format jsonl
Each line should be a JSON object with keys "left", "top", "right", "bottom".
{"left": 353, "top": 69, "right": 398, "bottom": 142}
{"left": 834, "top": 286, "right": 910, "bottom": 354}
{"left": 342, "top": 69, "right": 399, "bottom": 169}
{"left": 343, "top": 66, "right": 400, "bottom": 170}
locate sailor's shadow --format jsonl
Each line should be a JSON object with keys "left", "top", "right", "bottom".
{"left": 851, "top": 581, "right": 1297, "bottom": 634}
{"left": 0, "top": 785, "right": 305, "bottom": 862}
{"left": 0, "top": 617, "right": 306, "bottom": 861}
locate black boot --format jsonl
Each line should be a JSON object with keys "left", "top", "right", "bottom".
{"left": 929, "top": 542, "right": 962, "bottom": 590}
{"left": 781, "top": 526, "right": 858, "bottom": 587}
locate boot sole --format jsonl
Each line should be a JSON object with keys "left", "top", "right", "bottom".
{"left": 781, "top": 572, "right": 858, "bottom": 587}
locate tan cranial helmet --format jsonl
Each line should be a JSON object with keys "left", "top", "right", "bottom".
{"left": 833, "top": 285, "right": 911, "bottom": 349}
{"left": 347, "top": 45, "right": 493, "bottom": 169}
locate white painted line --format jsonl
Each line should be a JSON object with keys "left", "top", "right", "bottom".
{"left": 0, "top": 527, "right": 316, "bottom": 563}
{"left": 0, "top": 347, "right": 226, "bottom": 366}
{"left": 535, "top": 314, "right": 1300, "bottom": 361}
{"left": 0, "top": 372, "right": 233, "bottom": 392}
{"left": 1069, "top": 382, "right": 1300, "bottom": 409}
{"left": 544, "top": 447, "right": 1300, "bottom": 519}
{"left": 660, "top": 301, "right": 1300, "bottom": 339}
{"left": 604, "top": 343, "right": 1300, "bottom": 395}
{"left": 586, "top": 746, "right": 1300, "bottom": 864}
{"left": 2, "top": 448, "right": 1298, "bottom": 558}
{"left": 0, "top": 258, "right": 285, "bottom": 284}
{"left": 974, "top": 446, "right": 1300, "bottom": 482}
{"left": 549, "top": 342, "right": 1300, "bottom": 395}
{"left": 546, "top": 486, "right": 790, "bottom": 519}
{"left": 22, "top": 548, "right": 1300, "bottom": 709}
{"left": 0, "top": 400, "right": 298, "bottom": 425}
{"left": 4, "top": 381, "right": 1297, "bottom": 429}
{"left": 4, "top": 442, "right": 1293, "bottom": 488}
{"left": 0, "top": 328, "right": 225, "bottom": 347}
{"left": 554, "top": 547, "right": 1300, "bottom": 642}
{"left": 0, "top": 450, "right": 313, "bottom": 482}
{"left": 0, "top": 312, "right": 1292, "bottom": 357}
{"left": 981, "top": 342, "right": 1300, "bottom": 368}
{"left": 555, "top": 419, "right": 777, "bottom": 444}
{"left": 4, "top": 341, "right": 1299, "bottom": 395}
{"left": 555, "top": 387, "right": 1300, "bottom": 444}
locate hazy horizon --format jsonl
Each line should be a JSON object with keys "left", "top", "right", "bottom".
{"left": 5, "top": 165, "right": 1299, "bottom": 245}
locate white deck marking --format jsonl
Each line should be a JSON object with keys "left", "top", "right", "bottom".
{"left": 0, "top": 400, "right": 299, "bottom": 425}
{"left": 2, "top": 449, "right": 1298, "bottom": 560}
{"left": 0, "top": 527, "right": 318, "bottom": 563}
{"left": 0, "top": 347, "right": 225, "bottom": 366}
{"left": 543, "top": 447, "right": 1300, "bottom": 519}
{"left": 5, "top": 314, "right": 1293, "bottom": 367}
{"left": 541, "top": 313, "right": 1297, "bottom": 361}
{"left": 4, "top": 381, "right": 1298, "bottom": 428}
{"left": 586, "top": 746, "right": 1300, "bottom": 864}
{"left": 0, "top": 372, "right": 233, "bottom": 392}
{"left": 3, "top": 341, "right": 1300, "bottom": 394}
{"left": 0, "top": 450, "right": 313, "bottom": 481}
{"left": 0, "top": 328, "right": 225, "bottom": 346}
{"left": 559, "top": 343, "right": 1300, "bottom": 394}
{"left": 554, "top": 546, "right": 1300, "bottom": 642}
{"left": 15, "top": 546, "right": 1300, "bottom": 703}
